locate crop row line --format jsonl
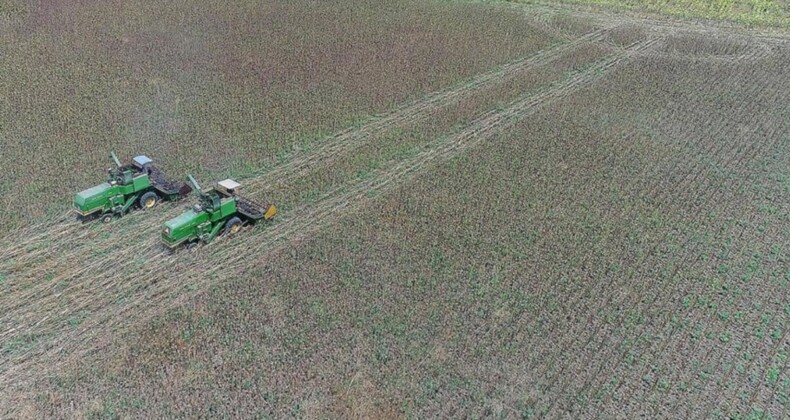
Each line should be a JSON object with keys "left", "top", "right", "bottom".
{"left": 584, "top": 78, "right": 787, "bottom": 418}
{"left": 615, "top": 79, "right": 786, "bottom": 417}
{"left": 577, "top": 72, "right": 781, "bottom": 416}
{"left": 640, "top": 88, "right": 781, "bottom": 416}
{"left": 507, "top": 47, "right": 769, "bottom": 415}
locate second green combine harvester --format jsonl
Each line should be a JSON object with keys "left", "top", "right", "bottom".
{"left": 73, "top": 153, "right": 192, "bottom": 223}
{"left": 161, "top": 175, "right": 277, "bottom": 249}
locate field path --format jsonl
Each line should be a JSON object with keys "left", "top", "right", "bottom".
{"left": 234, "top": 25, "right": 617, "bottom": 190}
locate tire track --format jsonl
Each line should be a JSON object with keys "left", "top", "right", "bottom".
{"left": 0, "top": 27, "right": 636, "bottom": 318}
{"left": 241, "top": 24, "right": 615, "bottom": 190}
{"left": 504, "top": 1, "right": 790, "bottom": 46}
{"left": 0, "top": 29, "right": 623, "bottom": 324}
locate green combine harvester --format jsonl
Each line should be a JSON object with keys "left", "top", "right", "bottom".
{"left": 73, "top": 153, "right": 192, "bottom": 223}
{"left": 161, "top": 176, "right": 277, "bottom": 249}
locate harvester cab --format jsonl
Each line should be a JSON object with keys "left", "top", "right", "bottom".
{"left": 187, "top": 176, "right": 244, "bottom": 214}
{"left": 107, "top": 153, "right": 151, "bottom": 186}
{"left": 107, "top": 152, "right": 131, "bottom": 185}
{"left": 108, "top": 169, "right": 133, "bottom": 186}
{"left": 216, "top": 179, "right": 243, "bottom": 196}
{"left": 187, "top": 175, "right": 220, "bottom": 213}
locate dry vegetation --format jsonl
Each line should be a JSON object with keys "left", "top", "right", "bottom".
{"left": 1, "top": 0, "right": 789, "bottom": 418}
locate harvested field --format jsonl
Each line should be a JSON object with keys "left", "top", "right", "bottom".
{"left": 1, "top": 0, "right": 789, "bottom": 418}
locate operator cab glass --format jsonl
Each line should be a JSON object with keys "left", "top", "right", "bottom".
{"left": 121, "top": 170, "right": 133, "bottom": 185}
{"left": 209, "top": 194, "right": 221, "bottom": 211}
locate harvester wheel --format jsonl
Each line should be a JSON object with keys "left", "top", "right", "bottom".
{"left": 224, "top": 217, "right": 243, "bottom": 235}
{"left": 101, "top": 214, "right": 113, "bottom": 223}
{"left": 139, "top": 191, "right": 159, "bottom": 209}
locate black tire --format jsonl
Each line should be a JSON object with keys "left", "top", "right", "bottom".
{"left": 224, "top": 216, "right": 243, "bottom": 236}
{"left": 101, "top": 214, "right": 113, "bottom": 223}
{"left": 139, "top": 191, "right": 159, "bottom": 210}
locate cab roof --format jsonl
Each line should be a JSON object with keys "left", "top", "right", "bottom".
{"left": 132, "top": 155, "right": 153, "bottom": 168}
{"left": 217, "top": 179, "right": 241, "bottom": 191}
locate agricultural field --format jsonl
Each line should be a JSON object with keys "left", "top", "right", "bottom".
{"left": 1, "top": 0, "right": 789, "bottom": 418}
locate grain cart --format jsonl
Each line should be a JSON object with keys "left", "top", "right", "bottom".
{"left": 73, "top": 152, "right": 192, "bottom": 223}
{"left": 161, "top": 176, "right": 277, "bottom": 249}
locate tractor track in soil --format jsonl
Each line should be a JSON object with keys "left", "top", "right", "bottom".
{"left": 7, "top": 34, "right": 632, "bottom": 348}
{"left": 0, "top": 21, "right": 624, "bottom": 316}
{"left": 0, "top": 35, "right": 662, "bottom": 392}
{"left": 1, "top": 3, "right": 781, "bottom": 261}
{"left": 2, "top": 7, "right": 784, "bottom": 413}
{"left": 228, "top": 25, "right": 617, "bottom": 191}
{"left": 0, "top": 8, "right": 785, "bottom": 419}
{"left": 0, "top": 28, "right": 626, "bottom": 331}
{"left": 506, "top": 1, "right": 790, "bottom": 46}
